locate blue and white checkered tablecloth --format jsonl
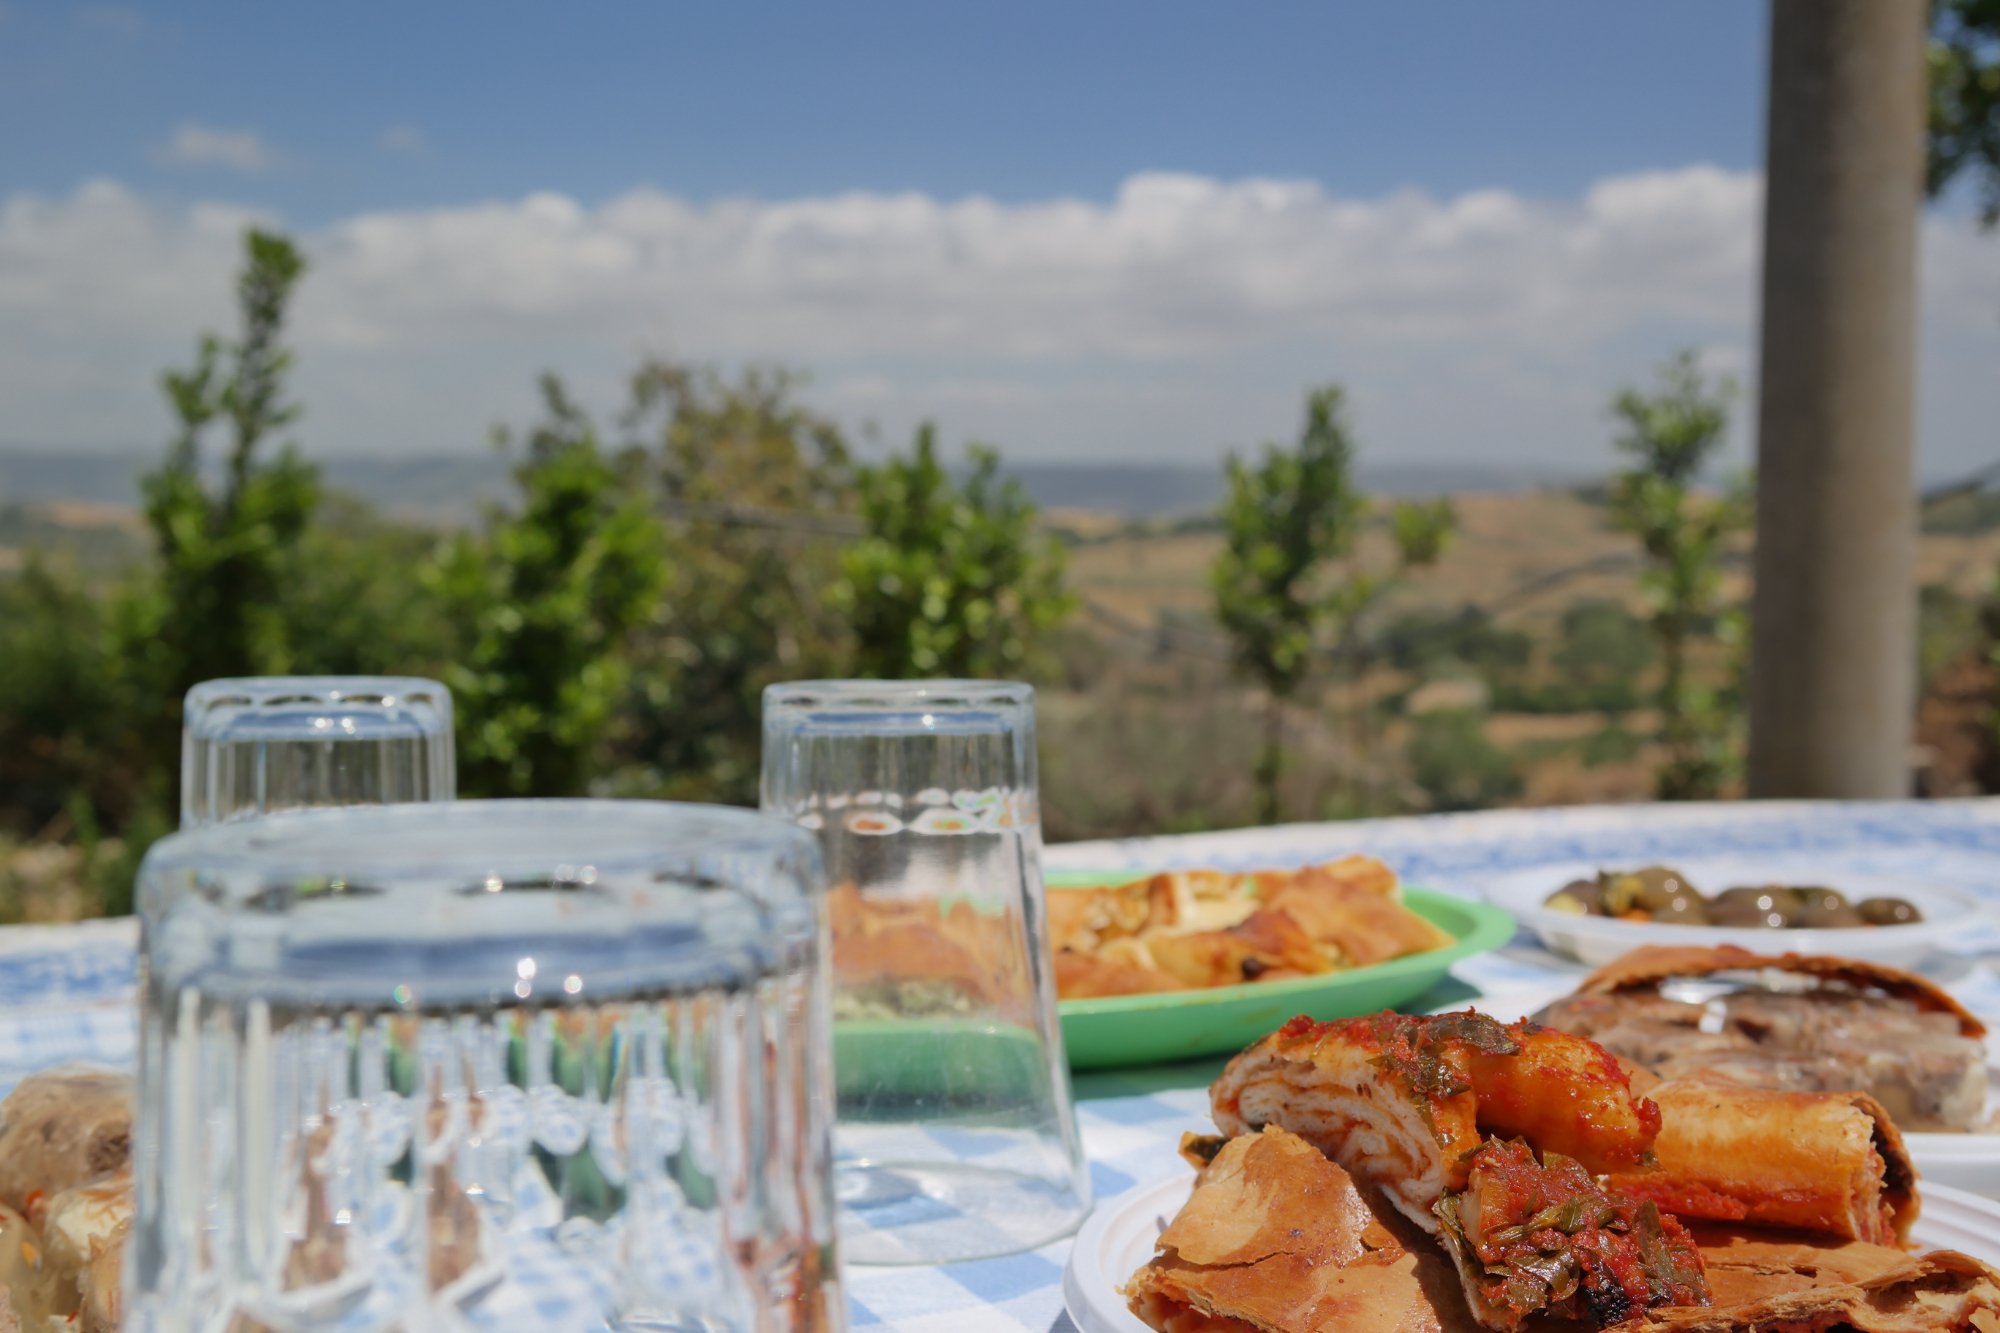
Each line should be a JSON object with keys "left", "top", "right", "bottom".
{"left": 11, "top": 799, "right": 2000, "bottom": 1331}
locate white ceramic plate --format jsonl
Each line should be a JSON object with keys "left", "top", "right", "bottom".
{"left": 1480, "top": 860, "right": 1983, "bottom": 968}
{"left": 1064, "top": 1169, "right": 2000, "bottom": 1333}
{"left": 1439, "top": 988, "right": 2000, "bottom": 1200}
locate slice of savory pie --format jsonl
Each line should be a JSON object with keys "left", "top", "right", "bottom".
{"left": 1124, "top": 1126, "right": 1482, "bottom": 1333}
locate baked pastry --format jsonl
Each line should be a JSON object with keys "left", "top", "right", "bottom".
{"left": 39, "top": 1170, "right": 130, "bottom": 1331}
{"left": 1538, "top": 945, "right": 1988, "bottom": 1131}
{"left": 1127, "top": 1125, "right": 2000, "bottom": 1333}
{"left": 1125, "top": 1126, "right": 1481, "bottom": 1333}
{"left": 1605, "top": 1074, "right": 1917, "bottom": 1246}
{"left": 1210, "top": 1011, "right": 1700, "bottom": 1329}
{"left": 1051, "top": 856, "right": 1453, "bottom": 1000}
{"left": 0, "top": 1067, "right": 132, "bottom": 1216}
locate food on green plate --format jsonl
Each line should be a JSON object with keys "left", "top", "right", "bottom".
{"left": 1541, "top": 866, "right": 1923, "bottom": 929}
{"left": 1048, "top": 856, "right": 1452, "bottom": 1000}
{"left": 1537, "top": 944, "right": 1989, "bottom": 1132}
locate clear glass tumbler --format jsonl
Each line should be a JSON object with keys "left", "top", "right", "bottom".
{"left": 761, "top": 680, "right": 1091, "bottom": 1265}
{"left": 129, "top": 800, "right": 845, "bottom": 1333}
{"left": 181, "top": 676, "right": 456, "bottom": 828}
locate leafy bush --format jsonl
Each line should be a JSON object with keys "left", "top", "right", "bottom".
{"left": 1407, "top": 708, "right": 1522, "bottom": 812}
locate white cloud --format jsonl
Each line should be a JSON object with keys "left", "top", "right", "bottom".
{"left": 379, "top": 124, "right": 424, "bottom": 155}
{"left": 152, "top": 123, "right": 279, "bottom": 173}
{"left": 0, "top": 168, "right": 1996, "bottom": 475}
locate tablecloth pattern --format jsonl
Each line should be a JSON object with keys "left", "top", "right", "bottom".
{"left": 9, "top": 799, "right": 2000, "bottom": 1331}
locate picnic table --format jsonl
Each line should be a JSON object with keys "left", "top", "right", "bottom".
{"left": 9, "top": 799, "right": 2000, "bottom": 1331}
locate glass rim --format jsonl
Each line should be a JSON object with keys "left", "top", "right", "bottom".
{"left": 185, "top": 675, "right": 452, "bottom": 715}
{"left": 141, "top": 798, "right": 818, "bottom": 884}
{"left": 763, "top": 679, "right": 1032, "bottom": 710}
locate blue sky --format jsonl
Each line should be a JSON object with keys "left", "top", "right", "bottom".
{"left": 0, "top": 1, "right": 1994, "bottom": 476}
{"left": 3, "top": 2, "right": 1766, "bottom": 217}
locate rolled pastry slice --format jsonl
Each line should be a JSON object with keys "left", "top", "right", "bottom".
{"left": 1604, "top": 1075, "right": 1917, "bottom": 1246}
{"left": 1125, "top": 1126, "right": 1473, "bottom": 1333}
{"left": 1211, "top": 1012, "right": 1662, "bottom": 1232}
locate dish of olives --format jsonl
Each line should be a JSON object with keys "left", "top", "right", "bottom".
{"left": 1543, "top": 865, "right": 1922, "bottom": 929}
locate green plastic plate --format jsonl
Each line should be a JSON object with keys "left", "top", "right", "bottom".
{"left": 1048, "top": 871, "right": 1515, "bottom": 1070}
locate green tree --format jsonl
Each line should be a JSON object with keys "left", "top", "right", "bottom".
{"left": 438, "top": 376, "right": 670, "bottom": 797}
{"left": 610, "top": 362, "right": 857, "bottom": 803}
{"left": 1930, "top": 0, "right": 2000, "bottom": 226}
{"left": 1606, "top": 352, "right": 1749, "bottom": 799}
{"left": 835, "top": 424, "right": 1072, "bottom": 679}
{"left": 1212, "top": 386, "right": 1454, "bottom": 824}
{"left": 114, "top": 228, "right": 320, "bottom": 802}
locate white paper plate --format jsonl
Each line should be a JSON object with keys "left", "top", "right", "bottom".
{"left": 1063, "top": 1169, "right": 2000, "bottom": 1333}
{"left": 1480, "top": 861, "right": 1983, "bottom": 968}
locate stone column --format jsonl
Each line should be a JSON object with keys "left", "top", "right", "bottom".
{"left": 1747, "top": 0, "right": 1927, "bottom": 798}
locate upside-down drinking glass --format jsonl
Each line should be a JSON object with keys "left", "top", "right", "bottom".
{"left": 129, "top": 800, "right": 845, "bottom": 1333}
{"left": 181, "top": 676, "right": 456, "bottom": 828}
{"left": 761, "top": 680, "right": 1091, "bottom": 1265}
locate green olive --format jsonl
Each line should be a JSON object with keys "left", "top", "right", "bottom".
{"left": 1545, "top": 879, "right": 1607, "bottom": 916}
{"left": 1793, "top": 886, "right": 1849, "bottom": 913}
{"left": 1708, "top": 885, "right": 1800, "bottom": 928}
{"left": 1793, "top": 887, "right": 1864, "bottom": 927}
{"left": 1649, "top": 891, "right": 1710, "bottom": 925}
{"left": 1857, "top": 896, "right": 1924, "bottom": 926}
{"left": 1600, "top": 865, "right": 1701, "bottom": 916}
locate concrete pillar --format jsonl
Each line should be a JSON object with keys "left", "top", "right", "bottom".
{"left": 1747, "top": 0, "right": 1927, "bottom": 799}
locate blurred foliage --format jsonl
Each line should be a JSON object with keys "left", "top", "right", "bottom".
{"left": 1579, "top": 721, "right": 1644, "bottom": 769}
{"left": 1382, "top": 605, "right": 1533, "bottom": 677}
{"left": 438, "top": 376, "right": 670, "bottom": 798}
{"left": 1930, "top": 0, "right": 2000, "bottom": 226}
{"left": 1213, "top": 386, "right": 1454, "bottom": 824}
{"left": 117, "top": 230, "right": 320, "bottom": 794}
{"left": 1920, "top": 582, "right": 1989, "bottom": 689}
{"left": 610, "top": 364, "right": 855, "bottom": 804}
{"left": 1551, "top": 600, "right": 1655, "bottom": 715}
{"left": 836, "top": 423, "right": 1073, "bottom": 680}
{"left": 284, "top": 492, "right": 459, "bottom": 676}
{"left": 1607, "top": 351, "right": 1749, "bottom": 800}
{"left": 1407, "top": 709, "right": 1522, "bottom": 813}
{"left": 0, "top": 560, "right": 129, "bottom": 833}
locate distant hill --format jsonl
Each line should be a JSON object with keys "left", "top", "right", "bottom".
{"left": 0, "top": 446, "right": 1592, "bottom": 520}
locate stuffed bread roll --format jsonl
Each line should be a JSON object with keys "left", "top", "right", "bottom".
{"left": 1211, "top": 1012, "right": 1663, "bottom": 1232}
{"left": 1604, "top": 1075, "right": 1917, "bottom": 1246}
